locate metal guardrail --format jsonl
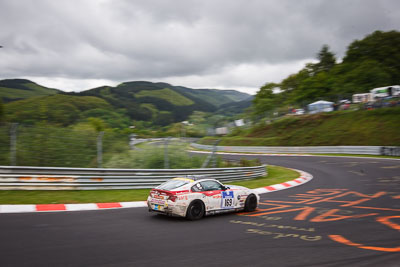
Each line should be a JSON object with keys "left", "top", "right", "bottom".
{"left": 0, "top": 165, "right": 267, "bottom": 190}
{"left": 191, "top": 143, "right": 400, "bottom": 156}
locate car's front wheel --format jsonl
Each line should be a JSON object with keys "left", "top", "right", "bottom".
{"left": 186, "top": 200, "right": 205, "bottom": 220}
{"left": 244, "top": 194, "right": 257, "bottom": 212}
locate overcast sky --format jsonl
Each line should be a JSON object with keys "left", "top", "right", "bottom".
{"left": 1, "top": 0, "right": 399, "bottom": 94}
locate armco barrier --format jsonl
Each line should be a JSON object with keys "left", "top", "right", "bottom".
{"left": 191, "top": 143, "right": 400, "bottom": 156}
{"left": 0, "top": 165, "right": 267, "bottom": 190}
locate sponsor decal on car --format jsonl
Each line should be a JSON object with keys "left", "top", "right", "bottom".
{"left": 151, "top": 198, "right": 166, "bottom": 205}
{"left": 178, "top": 195, "right": 188, "bottom": 201}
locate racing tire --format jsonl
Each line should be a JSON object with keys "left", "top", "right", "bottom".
{"left": 244, "top": 194, "right": 257, "bottom": 212}
{"left": 186, "top": 200, "right": 205, "bottom": 220}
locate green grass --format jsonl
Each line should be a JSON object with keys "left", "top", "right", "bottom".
{"left": 200, "top": 107, "right": 400, "bottom": 146}
{"left": 0, "top": 166, "right": 298, "bottom": 204}
{"left": 136, "top": 88, "right": 194, "bottom": 106}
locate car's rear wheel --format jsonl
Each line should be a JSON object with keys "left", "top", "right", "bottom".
{"left": 244, "top": 194, "right": 257, "bottom": 212}
{"left": 186, "top": 200, "right": 205, "bottom": 220}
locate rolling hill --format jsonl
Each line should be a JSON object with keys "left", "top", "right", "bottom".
{"left": 0, "top": 79, "right": 60, "bottom": 103}
{"left": 65, "top": 81, "right": 251, "bottom": 124}
{"left": 1, "top": 79, "right": 251, "bottom": 127}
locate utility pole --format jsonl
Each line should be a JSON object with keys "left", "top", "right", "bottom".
{"left": 10, "top": 123, "right": 18, "bottom": 166}
{"left": 201, "top": 139, "right": 220, "bottom": 168}
{"left": 211, "top": 139, "right": 221, "bottom": 168}
{"left": 97, "top": 131, "right": 104, "bottom": 168}
{"left": 164, "top": 137, "right": 170, "bottom": 169}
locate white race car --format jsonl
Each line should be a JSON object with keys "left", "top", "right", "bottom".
{"left": 147, "top": 177, "right": 259, "bottom": 220}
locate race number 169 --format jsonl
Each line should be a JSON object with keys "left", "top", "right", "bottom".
{"left": 224, "top": 198, "right": 233, "bottom": 207}
{"left": 221, "top": 191, "right": 234, "bottom": 208}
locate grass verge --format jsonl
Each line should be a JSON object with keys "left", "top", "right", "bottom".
{"left": 0, "top": 166, "right": 298, "bottom": 204}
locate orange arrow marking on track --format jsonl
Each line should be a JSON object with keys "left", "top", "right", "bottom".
{"left": 329, "top": 235, "right": 400, "bottom": 252}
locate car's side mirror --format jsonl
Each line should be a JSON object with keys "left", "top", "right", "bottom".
{"left": 224, "top": 186, "right": 230, "bottom": 190}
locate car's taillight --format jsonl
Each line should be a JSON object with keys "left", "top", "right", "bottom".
{"left": 149, "top": 189, "right": 155, "bottom": 197}
{"left": 167, "top": 193, "right": 177, "bottom": 202}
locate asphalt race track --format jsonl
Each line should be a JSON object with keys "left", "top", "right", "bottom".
{"left": 0, "top": 155, "right": 399, "bottom": 267}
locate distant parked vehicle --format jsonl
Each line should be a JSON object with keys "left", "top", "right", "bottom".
{"left": 370, "top": 85, "right": 400, "bottom": 99}
{"left": 353, "top": 93, "right": 373, "bottom": 103}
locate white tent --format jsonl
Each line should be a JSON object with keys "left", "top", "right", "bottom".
{"left": 307, "top": 100, "right": 334, "bottom": 114}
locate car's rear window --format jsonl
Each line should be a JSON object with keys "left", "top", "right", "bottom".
{"left": 157, "top": 178, "right": 192, "bottom": 191}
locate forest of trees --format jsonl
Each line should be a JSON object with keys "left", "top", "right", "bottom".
{"left": 252, "top": 30, "right": 400, "bottom": 117}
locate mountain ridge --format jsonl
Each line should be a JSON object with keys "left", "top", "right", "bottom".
{"left": 0, "top": 79, "right": 60, "bottom": 103}
{"left": 1, "top": 79, "right": 251, "bottom": 127}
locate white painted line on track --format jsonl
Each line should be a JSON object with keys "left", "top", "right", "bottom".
{"left": 0, "top": 204, "right": 36, "bottom": 213}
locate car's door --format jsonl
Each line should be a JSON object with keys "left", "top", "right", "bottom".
{"left": 199, "top": 180, "right": 235, "bottom": 211}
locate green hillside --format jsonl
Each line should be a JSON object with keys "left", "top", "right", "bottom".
{"left": 201, "top": 107, "right": 400, "bottom": 146}
{"left": 136, "top": 88, "right": 194, "bottom": 106}
{"left": 215, "top": 96, "right": 253, "bottom": 116}
{"left": 71, "top": 81, "right": 250, "bottom": 125}
{"left": 174, "top": 87, "right": 250, "bottom": 107}
{"left": 5, "top": 94, "right": 113, "bottom": 126}
{"left": 0, "top": 79, "right": 59, "bottom": 102}
{"left": 1, "top": 79, "right": 250, "bottom": 128}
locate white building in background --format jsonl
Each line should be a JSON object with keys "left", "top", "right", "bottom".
{"left": 307, "top": 100, "right": 334, "bottom": 114}
{"left": 234, "top": 119, "right": 245, "bottom": 127}
{"left": 215, "top": 127, "right": 229, "bottom": 135}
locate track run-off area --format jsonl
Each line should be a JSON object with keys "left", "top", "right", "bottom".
{"left": 0, "top": 154, "right": 399, "bottom": 267}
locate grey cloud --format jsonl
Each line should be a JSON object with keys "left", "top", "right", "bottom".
{"left": 0, "top": 0, "right": 399, "bottom": 86}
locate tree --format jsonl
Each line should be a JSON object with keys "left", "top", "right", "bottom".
{"left": 253, "top": 30, "right": 399, "bottom": 111}
{"left": 280, "top": 69, "right": 311, "bottom": 104}
{"left": 316, "top": 45, "right": 336, "bottom": 72}
{"left": 154, "top": 111, "right": 174, "bottom": 126}
{"left": 307, "top": 45, "right": 337, "bottom": 75}
{"left": 331, "top": 60, "right": 392, "bottom": 95}
{"left": 252, "top": 83, "right": 279, "bottom": 115}
{"left": 88, "top": 117, "right": 106, "bottom": 132}
{"left": 343, "top": 30, "right": 400, "bottom": 84}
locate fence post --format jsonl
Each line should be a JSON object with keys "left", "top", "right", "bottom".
{"left": 10, "top": 123, "right": 18, "bottom": 166}
{"left": 201, "top": 139, "right": 220, "bottom": 168}
{"left": 211, "top": 139, "right": 221, "bottom": 168}
{"left": 97, "top": 131, "right": 104, "bottom": 168}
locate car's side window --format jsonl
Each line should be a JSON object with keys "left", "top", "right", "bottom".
{"left": 191, "top": 183, "right": 203, "bottom": 192}
{"left": 200, "top": 180, "right": 224, "bottom": 191}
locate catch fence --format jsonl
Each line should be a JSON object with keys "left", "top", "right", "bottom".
{"left": 0, "top": 165, "right": 267, "bottom": 190}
